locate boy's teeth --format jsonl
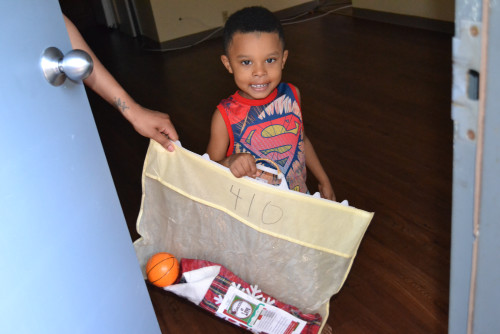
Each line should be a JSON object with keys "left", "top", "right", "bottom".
{"left": 252, "top": 84, "right": 266, "bottom": 88}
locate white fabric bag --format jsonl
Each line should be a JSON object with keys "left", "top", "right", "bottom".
{"left": 134, "top": 141, "right": 373, "bottom": 325}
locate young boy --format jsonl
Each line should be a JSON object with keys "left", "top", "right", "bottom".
{"left": 206, "top": 6, "right": 335, "bottom": 200}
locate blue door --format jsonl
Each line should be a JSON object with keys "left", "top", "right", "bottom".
{"left": 0, "top": 1, "right": 160, "bottom": 333}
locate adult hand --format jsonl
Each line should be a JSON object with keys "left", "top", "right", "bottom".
{"left": 127, "top": 105, "right": 179, "bottom": 152}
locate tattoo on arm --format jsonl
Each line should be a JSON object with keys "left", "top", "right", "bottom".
{"left": 114, "top": 97, "right": 129, "bottom": 114}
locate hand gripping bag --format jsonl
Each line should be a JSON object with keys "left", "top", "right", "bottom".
{"left": 133, "top": 141, "right": 373, "bottom": 332}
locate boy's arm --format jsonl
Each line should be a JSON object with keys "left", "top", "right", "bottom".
{"left": 292, "top": 85, "right": 335, "bottom": 200}
{"left": 206, "top": 109, "right": 231, "bottom": 162}
{"left": 304, "top": 136, "right": 336, "bottom": 200}
{"left": 206, "top": 110, "right": 258, "bottom": 178}
{"left": 63, "top": 15, "right": 178, "bottom": 151}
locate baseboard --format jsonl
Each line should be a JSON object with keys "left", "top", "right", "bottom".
{"left": 143, "top": 1, "right": 320, "bottom": 51}
{"left": 274, "top": 0, "right": 319, "bottom": 20}
{"left": 140, "top": 27, "right": 222, "bottom": 51}
{"left": 353, "top": 8, "right": 454, "bottom": 34}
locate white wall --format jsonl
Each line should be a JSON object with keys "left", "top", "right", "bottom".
{"left": 352, "top": 0, "right": 455, "bottom": 22}
{"left": 139, "top": 0, "right": 313, "bottom": 43}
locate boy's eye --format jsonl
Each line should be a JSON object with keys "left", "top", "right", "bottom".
{"left": 266, "top": 58, "right": 277, "bottom": 64}
{"left": 241, "top": 60, "right": 252, "bottom": 65}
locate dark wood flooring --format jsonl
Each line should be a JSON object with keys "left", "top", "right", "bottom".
{"left": 80, "top": 8, "right": 452, "bottom": 334}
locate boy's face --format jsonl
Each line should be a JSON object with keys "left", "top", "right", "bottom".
{"left": 221, "top": 32, "right": 288, "bottom": 100}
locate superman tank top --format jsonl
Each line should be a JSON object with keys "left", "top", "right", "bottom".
{"left": 217, "top": 82, "right": 307, "bottom": 193}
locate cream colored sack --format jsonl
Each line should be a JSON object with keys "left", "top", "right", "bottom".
{"left": 134, "top": 140, "right": 373, "bottom": 321}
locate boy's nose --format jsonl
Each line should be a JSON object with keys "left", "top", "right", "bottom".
{"left": 252, "top": 63, "right": 267, "bottom": 76}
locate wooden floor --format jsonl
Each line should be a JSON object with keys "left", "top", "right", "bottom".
{"left": 80, "top": 7, "right": 452, "bottom": 334}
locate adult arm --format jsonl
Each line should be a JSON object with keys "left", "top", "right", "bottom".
{"left": 63, "top": 15, "right": 178, "bottom": 151}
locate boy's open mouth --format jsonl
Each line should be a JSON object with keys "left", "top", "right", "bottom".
{"left": 251, "top": 83, "right": 269, "bottom": 89}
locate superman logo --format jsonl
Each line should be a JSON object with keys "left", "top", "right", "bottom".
{"left": 240, "top": 113, "right": 302, "bottom": 171}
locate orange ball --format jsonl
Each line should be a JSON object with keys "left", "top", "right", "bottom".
{"left": 146, "top": 252, "right": 179, "bottom": 287}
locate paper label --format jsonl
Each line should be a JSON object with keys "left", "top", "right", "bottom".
{"left": 216, "top": 286, "right": 306, "bottom": 334}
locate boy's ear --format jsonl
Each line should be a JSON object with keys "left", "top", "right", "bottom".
{"left": 282, "top": 50, "right": 289, "bottom": 69}
{"left": 221, "top": 55, "right": 233, "bottom": 74}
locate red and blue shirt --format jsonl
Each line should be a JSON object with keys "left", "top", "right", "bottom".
{"left": 217, "top": 83, "right": 307, "bottom": 193}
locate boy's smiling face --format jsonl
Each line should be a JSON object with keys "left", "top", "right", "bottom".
{"left": 221, "top": 31, "right": 288, "bottom": 100}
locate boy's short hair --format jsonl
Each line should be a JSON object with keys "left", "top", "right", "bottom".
{"left": 223, "top": 6, "right": 285, "bottom": 54}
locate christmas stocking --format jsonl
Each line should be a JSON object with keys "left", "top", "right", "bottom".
{"left": 165, "top": 258, "right": 322, "bottom": 334}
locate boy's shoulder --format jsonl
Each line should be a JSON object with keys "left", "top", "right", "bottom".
{"left": 279, "top": 82, "right": 296, "bottom": 89}
{"left": 279, "top": 82, "right": 300, "bottom": 102}
{"left": 282, "top": 82, "right": 297, "bottom": 88}
{"left": 279, "top": 82, "right": 299, "bottom": 93}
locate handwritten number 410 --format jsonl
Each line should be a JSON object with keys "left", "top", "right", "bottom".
{"left": 229, "top": 185, "right": 284, "bottom": 225}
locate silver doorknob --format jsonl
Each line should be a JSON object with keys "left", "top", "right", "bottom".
{"left": 41, "top": 47, "right": 94, "bottom": 86}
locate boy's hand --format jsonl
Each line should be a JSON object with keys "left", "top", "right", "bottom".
{"left": 319, "top": 180, "right": 336, "bottom": 201}
{"left": 227, "top": 153, "right": 258, "bottom": 178}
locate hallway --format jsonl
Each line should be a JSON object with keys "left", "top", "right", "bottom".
{"left": 79, "top": 8, "right": 453, "bottom": 333}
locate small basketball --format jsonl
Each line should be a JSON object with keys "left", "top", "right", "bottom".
{"left": 146, "top": 252, "right": 179, "bottom": 287}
